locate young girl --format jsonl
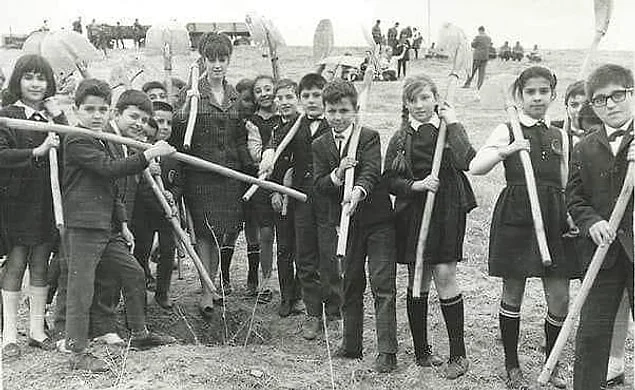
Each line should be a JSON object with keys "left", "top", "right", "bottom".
{"left": 0, "top": 54, "right": 67, "bottom": 358}
{"left": 244, "top": 75, "right": 282, "bottom": 302}
{"left": 384, "top": 74, "right": 476, "bottom": 379}
{"left": 174, "top": 33, "right": 251, "bottom": 316}
{"left": 470, "top": 66, "right": 577, "bottom": 389}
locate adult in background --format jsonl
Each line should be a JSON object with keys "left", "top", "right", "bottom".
{"left": 387, "top": 22, "right": 399, "bottom": 52}
{"left": 499, "top": 41, "right": 512, "bottom": 61}
{"left": 412, "top": 28, "right": 423, "bottom": 59}
{"left": 72, "top": 17, "right": 83, "bottom": 34}
{"left": 462, "top": 26, "right": 491, "bottom": 91}
{"left": 372, "top": 20, "right": 382, "bottom": 46}
{"left": 512, "top": 41, "right": 524, "bottom": 61}
{"left": 133, "top": 18, "right": 144, "bottom": 49}
{"left": 115, "top": 21, "right": 125, "bottom": 49}
{"left": 399, "top": 26, "right": 413, "bottom": 43}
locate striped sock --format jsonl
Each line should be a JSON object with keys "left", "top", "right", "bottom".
{"left": 499, "top": 302, "right": 521, "bottom": 370}
{"left": 544, "top": 312, "right": 566, "bottom": 358}
{"left": 440, "top": 294, "right": 466, "bottom": 358}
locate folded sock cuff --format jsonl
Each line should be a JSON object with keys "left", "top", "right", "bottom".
{"left": 440, "top": 294, "right": 463, "bottom": 306}
{"left": 499, "top": 302, "right": 521, "bottom": 319}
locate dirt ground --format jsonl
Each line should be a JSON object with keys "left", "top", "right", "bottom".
{"left": 0, "top": 44, "right": 633, "bottom": 389}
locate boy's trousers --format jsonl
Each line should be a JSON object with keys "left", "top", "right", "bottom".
{"left": 341, "top": 222, "right": 397, "bottom": 355}
{"left": 294, "top": 194, "right": 341, "bottom": 319}
{"left": 574, "top": 248, "right": 634, "bottom": 390}
{"left": 65, "top": 228, "right": 146, "bottom": 352}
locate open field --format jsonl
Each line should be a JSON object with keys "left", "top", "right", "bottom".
{"left": 0, "top": 45, "right": 633, "bottom": 389}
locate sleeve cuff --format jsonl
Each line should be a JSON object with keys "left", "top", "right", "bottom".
{"left": 353, "top": 185, "right": 367, "bottom": 200}
{"left": 330, "top": 169, "right": 343, "bottom": 186}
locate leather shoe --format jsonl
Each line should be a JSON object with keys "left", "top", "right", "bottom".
{"left": 130, "top": 331, "right": 176, "bottom": 351}
{"left": 155, "top": 294, "right": 173, "bottom": 310}
{"left": 602, "top": 373, "right": 625, "bottom": 388}
{"left": 334, "top": 346, "right": 362, "bottom": 360}
{"left": 70, "top": 352, "right": 108, "bottom": 372}
{"left": 415, "top": 345, "right": 444, "bottom": 367}
{"left": 445, "top": 356, "right": 469, "bottom": 379}
{"left": 278, "top": 300, "right": 292, "bottom": 318}
{"left": 28, "top": 337, "right": 56, "bottom": 351}
{"left": 2, "top": 343, "right": 20, "bottom": 359}
{"left": 302, "top": 316, "right": 322, "bottom": 340}
{"left": 374, "top": 353, "right": 397, "bottom": 373}
{"left": 506, "top": 367, "right": 530, "bottom": 390}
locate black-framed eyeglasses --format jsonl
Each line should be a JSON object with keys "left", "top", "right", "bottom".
{"left": 590, "top": 89, "right": 633, "bottom": 107}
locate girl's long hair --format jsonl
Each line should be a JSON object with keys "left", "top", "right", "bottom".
{"left": 4, "top": 54, "right": 56, "bottom": 107}
{"left": 511, "top": 66, "right": 557, "bottom": 103}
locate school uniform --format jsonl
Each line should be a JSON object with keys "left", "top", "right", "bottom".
{"left": 245, "top": 113, "right": 282, "bottom": 228}
{"left": 313, "top": 125, "right": 397, "bottom": 356}
{"left": 172, "top": 78, "right": 250, "bottom": 239}
{"left": 488, "top": 117, "right": 578, "bottom": 279}
{"left": 383, "top": 114, "right": 475, "bottom": 365}
{"left": 567, "top": 121, "right": 634, "bottom": 390}
{"left": 62, "top": 129, "right": 149, "bottom": 353}
{"left": 0, "top": 102, "right": 67, "bottom": 248}
{"left": 267, "top": 114, "right": 335, "bottom": 318}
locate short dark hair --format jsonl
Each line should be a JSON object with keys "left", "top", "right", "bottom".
{"left": 236, "top": 78, "right": 254, "bottom": 94}
{"left": 298, "top": 73, "right": 326, "bottom": 95}
{"left": 252, "top": 75, "right": 275, "bottom": 93}
{"left": 586, "top": 64, "right": 634, "bottom": 99}
{"left": 564, "top": 80, "right": 586, "bottom": 105}
{"left": 198, "top": 32, "right": 233, "bottom": 60}
{"left": 115, "top": 89, "right": 153, "bottom": 116}
{"left": 74, "top": 78, "right": 112, "bottom": 107}
{"left": 152, "top": 101, "right": 173, "bottom": 113}
{"left": 142, "top": 81, "right": 166, "bottom": 93}
{"left": 478, "top": 26, "right": 485, "bottom": 32}
{"left": 275, "top": 78, "right": 298, "bottom": 95}
{"left": 511, "top": 66, "right": 557, "bottom": 101}
{"left": 323, "top": 79, "right": 358, "bottom": 108}
{"left": 5, "top": 54, "right": 56, "bottom": 106}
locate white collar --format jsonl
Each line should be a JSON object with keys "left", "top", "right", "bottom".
{"left": 409, "top": 113, "right": 440, "bottom": 131}
{"left": 605, "top": 118, "right": 633, "bottom": 139}
{"left": 333, "top": 123, "right": 354, "bottom": 144}
{"left": 14, "top": 100, "right": 47, "bottom": 120}
{"left": 518, "top": 111, "right": 551, "bottom": 127}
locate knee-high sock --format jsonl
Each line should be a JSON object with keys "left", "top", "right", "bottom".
{"left": 29, "top": 285, "right": 49, "bottom": 341}
{"left": 220, "top": 245, "right": 235, "bottom": 284}
{"left": 499, "top": 302, "right": 521, "bottom": 370}
{"left": 407, "top": 290, "right": 429, "bottom": 359}
{"left": 2, "top": 290, "right": 20, "bottom": 346}
{"left": 440, "top": 294, "right": 466, "bottom": 358}
{"left": 247, "top": 244, "right": 260, "bottom": 288}
{"left": 545, "top": 311, "right": 565, "bottom": 359}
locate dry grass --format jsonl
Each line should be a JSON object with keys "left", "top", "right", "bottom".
{"left": 1, "top": 45, "right": 633, "bottom": 389}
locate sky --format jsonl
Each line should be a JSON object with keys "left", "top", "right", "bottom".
{"left": 1, "top": 0, "right": 634, "bottom": 51}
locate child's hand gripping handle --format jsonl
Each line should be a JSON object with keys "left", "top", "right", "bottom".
{"left": 538, "top": 160, "right": 633, "bottom": 384}
{"left": 183, "top": 62, "right": 200, "bottom": 150}
{"left": 241, "top": 114, "right": 303, "bottom": 202}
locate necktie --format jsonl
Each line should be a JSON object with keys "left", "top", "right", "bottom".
{"left": 607, "top": 129, "right": 626, "bottom": 142}
{"left": 335, "top": 134, "right": 345, "bottom": 156}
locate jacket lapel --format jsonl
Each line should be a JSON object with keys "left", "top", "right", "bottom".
{"left": 597, "top": 126, "right": 613, "bottom": 157}
{"left": 326, "top": 133, "right": 340, "bottom": 163}
{"left": 615, "top": 122, "right": 634, "bottom": 156}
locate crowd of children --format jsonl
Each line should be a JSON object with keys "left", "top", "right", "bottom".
{"left": 0, "top": 30, "right": 632, "bottom": 390}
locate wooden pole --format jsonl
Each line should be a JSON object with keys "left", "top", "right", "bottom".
{"left": 183, "top": 61, "right": 200, "bottom": 150}
{"left": 0, "top": 117, "right": 307, "bottom": 202}
{"left": 141, "top": 169, "right": 217, "bottom": 295}
{"left": 537, "top": 163, "right": 633, "bottom": 384}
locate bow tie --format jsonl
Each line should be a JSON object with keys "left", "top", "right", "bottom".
{"left": 307, "top": 116, "right": 323, "bottom": 122}
{"left": 607, "top": 129, "right": 626, "bottom": 142}
{"left": 334, "top": 134, "right": 345, "bottom": 141}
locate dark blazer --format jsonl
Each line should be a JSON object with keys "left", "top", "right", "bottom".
{"left": 312, "top": 126, "right": 393, "bottom": 227}
{"left": 270, "top": 114, "right": 330, "bottom": 192}
{"left": 566, "top": 124, "right": 634, "bottom": 270}
{"left": 62, "top": 127, "right": 148, "bottom": 230}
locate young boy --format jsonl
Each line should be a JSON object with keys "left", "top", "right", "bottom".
{"left": 260, "top": 74, "right": 338, "bottom": 339}
{"left": 142, "top": 81, "right": 168, "bottom": 103}
{"left": 566, "top": 64, "right": 634, "bottom": 390}
{"left": 132, "top": 100, "right": 181, "bottom": 309}
{"left": 312, "top": 79, "right": 397, "bottom": 373}
{"left": 270, "top": 78, "right": 303, "bottom": 317}
{"left": 63, "top": 81, "right": 176, "bottom": 371}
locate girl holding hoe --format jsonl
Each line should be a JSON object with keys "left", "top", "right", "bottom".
{"left": 470, "top": 66, "right": 579, "bottom": 390}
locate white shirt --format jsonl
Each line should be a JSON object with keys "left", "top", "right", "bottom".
{"left": 605, "top": 119, "right": 633, "bottom": 156}
{"left": 332, "top": 123, "right": 354, "bottom": 157}
{"left": 109, "top": 120, "right": 128, "bottom": 157}
{"left": 308, "top": 115, "right": 324, "bottom": 137}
